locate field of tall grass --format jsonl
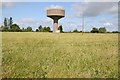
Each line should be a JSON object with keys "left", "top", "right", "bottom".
{"left": 2, "top": 32, "right": 118, "bottom": 78}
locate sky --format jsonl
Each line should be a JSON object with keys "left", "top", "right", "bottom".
{"left": 1, "top": 0, "right": 119, "bottom": 32}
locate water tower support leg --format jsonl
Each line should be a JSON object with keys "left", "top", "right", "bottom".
{"left": 53, "top": 19, "right": 58, "bottom": 32}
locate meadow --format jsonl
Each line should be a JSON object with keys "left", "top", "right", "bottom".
{"left": 2, "top": 32, "right": 118, "bottom": 78}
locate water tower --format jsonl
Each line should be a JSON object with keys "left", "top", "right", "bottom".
{"left": 47, "top": 6, "right": 65, "bottom": 32}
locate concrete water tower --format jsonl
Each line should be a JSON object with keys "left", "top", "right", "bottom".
{"left": 46, "top": 6, "right": 65, "bottom": 32}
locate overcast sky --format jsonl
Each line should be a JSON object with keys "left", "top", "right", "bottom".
{"left": 1, "top": 0, "right": 119, "bottom": 32}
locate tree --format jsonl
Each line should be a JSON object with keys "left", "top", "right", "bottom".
{"left": 9, "top": 17, "right": 13, "bottom": 27}
{"left": 4, "top": 18, "right": 7, "bottom": 27}
{"left": 38, "top": 25, "right": 42, "bottom": 32}
{"left": 99, "top": 27, "right": 106, "bottom": 33}
{"left": 10, "top": 24, "right": 20, "bottom": 32}
{"left": 46, "top": 27, "right": 50, "bottom": 32}
{"left": 58, "top": 25, "right": 63, "bottom": 32}
{"left": 21, "top": 28, "right": 26, "bottom": 32}
{"left": 91, "top": 27, "right": 99, "bottom": 33}
{"left": 43, "top": 27, "right": 47, "bottom": 32}
{"left": 1, "top": 25, "right": 9, "bottom": 32}
{"left": 26, "top": 27, "right": 33, "bottom": 32}
{"left": 73, "top": 29, "right": 79, "bottom": 32}
{"left": 36, "top": 29, "right": 39, "bottom": 32}
{"left": 37, "top": 26, "right": 51, "bottom": 32}
{"left": 112, "top": 31, "right": 118, "bottom": 33}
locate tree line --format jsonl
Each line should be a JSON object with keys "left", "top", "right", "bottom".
{"left": 72, "top": 27, "right": 107, "bottom": 33}
{"left": 0, "top": 17, "right": 118, "bottom": 33}
{"left": 0, "top": 17, "right": 63, "bottom": 32}
{"left": 72, "top": 27, "right": 119, "bottom": 33}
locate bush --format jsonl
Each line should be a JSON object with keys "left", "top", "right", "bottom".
{"left": 58, "top": 25, "right": 63, "bottom": 33}
{"left": 99, "top": 27, "right": 106, "bottom": 33}
{"left": 91, "top": 28, "right": 99, "bottom": 33}
{"left": 73, "top": 29, "right": 79, "bottom": 33}
{"left": 10, "top": 24, "right": 21, "bottom": 32}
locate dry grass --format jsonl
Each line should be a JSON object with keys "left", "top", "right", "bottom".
{"left": 2, "top": 32, "right": 118, "bottom": 78}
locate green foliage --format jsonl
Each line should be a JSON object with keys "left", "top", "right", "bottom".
{"left": 99, "top": 27, "right": 106, "bottom": 33}
{"left": 21, "top": 27, "right": 33, "bottom": 32}
{"left": 2, "top": 17, "right": 110, "bottom": 33}
{"left": 91, "top": 27, "right": 99, "bottom": 33}
{"left": 9, "top": 17, "right": 13, "bottom": 27}
{"left": 91, "top": 27, "right": 107, "bottom": 33}
{"left": 112, "top": 31, "right": 119, "bottom": 33}
{"left": 21, "top": 28, "right": 25, "bottom": 32}
{"left": 42, "top": 27, "right": 50, "bottom": 32}
{"left": 58, "top": 25, "right": 63, "bottom": 32}
{"left": 73, "top": 29, "right": 79, "bottom": 32}
{"left": 1, "top": 26, "right": 9, "bottom": 32}
{"left": 10, "top": 24, "right": 21, "bottom": 32}
{"left": 36, "top": 29, "right": 39, "bottom": 32}
{"left": 4, "top": 18, "right": 7, "bottom": 27}
{"left": 4, "top": 17, "right": 13, "bottom": 28}
{"left": 36, "top": 26, "right": 50, "bottom": 32}
{"left": 26, "top": 27, "right": 33, "bottom": 32}
{"left": 46, "top": 27, "right": 50, "bottom": 32}
{"left": 38, "top": 25, "right": 42, "bottom": 32}
{"left": 43, "top": 27, "right": 47, "bottom": 32}
{"left": 21, "top": 28, "right": 28, "bottom": 32}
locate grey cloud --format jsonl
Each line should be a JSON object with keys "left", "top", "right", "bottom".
{"left": 72, "top": 2, "right": 118, "bottom": 17}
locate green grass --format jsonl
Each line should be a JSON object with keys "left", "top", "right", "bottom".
{"left": 2, "top": 32, "right": 118, "bottom": 78}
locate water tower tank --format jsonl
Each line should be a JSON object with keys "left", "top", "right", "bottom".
{"left": 47, "top": 7, "right": 65, "bottom": 32}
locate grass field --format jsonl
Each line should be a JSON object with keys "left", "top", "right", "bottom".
{"left": 2, "top": 32, "right": 118, "bottom": 78}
